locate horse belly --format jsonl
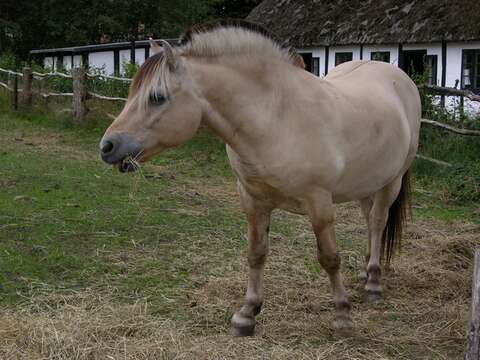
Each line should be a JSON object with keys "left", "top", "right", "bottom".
{"left": 331, "top": 118, "right": 412, "bottom": 202}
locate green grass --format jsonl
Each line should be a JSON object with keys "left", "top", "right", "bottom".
{"left": 0, "top": 105, "right": 240, "bottom": 309}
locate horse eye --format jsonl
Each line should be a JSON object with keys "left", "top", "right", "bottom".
{"left": 149, "top": 93, "right": 166, "bottom": 105}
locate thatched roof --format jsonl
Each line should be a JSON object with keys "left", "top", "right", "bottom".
{"left": 247, "top": 0, "right": 480, "bottom": 47}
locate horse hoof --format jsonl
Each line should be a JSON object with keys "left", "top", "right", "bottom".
{"left": 364, "top": 290, "right": 382, "bottom": 304}
{"left": 231, "top": 324, "right": 255, "bottom": 337}
{"left": 231, "top": 313, "right": 255, "bottom": 337}
{"left": 332, "top": 319, "right": 354, "bottom": 337}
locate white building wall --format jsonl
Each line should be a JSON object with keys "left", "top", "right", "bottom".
{"left": 73, "top": 55, "right": 82, "bottom": 68}
{"left": 44, "top": 57, "right": 54, "bottom": 69}
{"left": 63, "top": 56, "right": 72, "bottom": 70}
{"left": 135, "top": 48, "right": 145, "bottom": 65}
{"left": 119, "top": 50, "right": 130, "bottom": 74}
{"left": 89, "top": 51, "right": 115, "bottom": 74}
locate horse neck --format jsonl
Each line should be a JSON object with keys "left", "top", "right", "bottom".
{"left": 186, "top": 56, "right": 282, "bottom": 156}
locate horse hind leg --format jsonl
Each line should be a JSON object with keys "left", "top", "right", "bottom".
{"left": 359, "top": 196, "right": 374, "bottom": 281}
{"left": 308, "top": 191, "right": 353, "bottom": 336}
{"left": 364, "top": 174, "right": 406, "bottom": 303}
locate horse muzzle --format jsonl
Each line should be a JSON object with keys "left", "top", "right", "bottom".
{"left": 99, "top": 132, "right": 143, "bottom": 172}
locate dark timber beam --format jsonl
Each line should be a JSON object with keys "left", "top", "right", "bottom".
{"left": 398, "top": 43, "right": 404, "bottom": 70}
{"left": 325, "top": 46, "right": 329, "bottom": 75}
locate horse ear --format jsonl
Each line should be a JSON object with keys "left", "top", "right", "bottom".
{"left": 149, "top": 38, "right": 162, "bottom": 55}
{"left": 159, "top": 40, "right": 178, "bottom": 69}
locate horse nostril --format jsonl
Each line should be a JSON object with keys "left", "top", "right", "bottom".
{"left": 101, "top": 140, "right": 114, "bottom": 154}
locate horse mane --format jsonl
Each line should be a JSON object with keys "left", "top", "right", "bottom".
{"left": 129, "top": 20, "right": 304, "bottom": 109}
{"left": 178, "top": 19, "right": 303, "bottom": 67}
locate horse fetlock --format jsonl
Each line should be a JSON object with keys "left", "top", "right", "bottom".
{"left": 367, "top": 264, "right": 381, "bottom": 278}
{"left": 364, "top": 289, "right": 382, "bottom": 303}
{"left": 231, "top": 312, "right": 256, "bottom": 337}
{"left": 358, "top": 270, "right": 368, "bottom": 281}
{"left": 364, "top": 276, "right": 383, "bottom": 303}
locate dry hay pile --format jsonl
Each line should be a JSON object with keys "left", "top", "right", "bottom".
{"left": 0, "top": 203, "right": 477, "bottom": 359}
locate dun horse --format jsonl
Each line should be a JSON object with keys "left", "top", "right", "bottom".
{"left": 100, "top": 20, "right": 421, "bottom": 336}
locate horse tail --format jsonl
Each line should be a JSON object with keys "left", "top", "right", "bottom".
{"left": 382, "top": 168, "right": 412, "bottom": 265}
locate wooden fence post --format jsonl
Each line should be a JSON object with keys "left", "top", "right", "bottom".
{"left": 72, "top": 67, "right": 87, "bottom": 122}
{"left": 22, "top": 67, "right": 33, "bottom": 106}
{"left": 9, "top": 74, "right": 18, "bottom": 111}
{"left": 466, "top": 249, "right": 480, "bottom": 360}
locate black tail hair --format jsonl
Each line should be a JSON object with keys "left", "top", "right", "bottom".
{"left": 382, "top": 169, "right": 412, "bottom": 265}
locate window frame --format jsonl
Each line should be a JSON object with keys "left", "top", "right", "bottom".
{"left": 335, "top": 52, "right": 353, "bottom": 66}
{"left": 312, "top": 57, "right": 320, "bottom": 76}
{"left": 426, "top": 54, "right": 438, "bottom": 86}
{"left": 370, "top": 51, "right": 391, "bottom": 63}
{"left": 461, "top": 49, "right": 480, "bottom": 93}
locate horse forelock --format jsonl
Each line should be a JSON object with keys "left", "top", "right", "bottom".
{"left": 129, "top": 52, "right": 172, "bottom": 110}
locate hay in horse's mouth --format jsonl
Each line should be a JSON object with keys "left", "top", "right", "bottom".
{"left": 117, "top": 156, "right": 140, "bottom": 173}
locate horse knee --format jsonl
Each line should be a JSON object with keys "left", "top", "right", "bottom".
{"left": 318, "top": 253, "right": 341, "bottom": 274}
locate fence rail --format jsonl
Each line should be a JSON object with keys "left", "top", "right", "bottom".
{"left": 421, "top": 84, "right": 480, "bottom": 103}
{"left": 32, "top": 70, "right": 73, "bottom": 79}
{"left": 0, "top": 68, "right": 23, "bottom": 77}
{"left": 421, "top": 119, "right": 480, "bottom": 136}
{"left": 86, "top": 73, "right": 132, "bottom": 82}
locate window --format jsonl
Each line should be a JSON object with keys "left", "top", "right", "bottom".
{"left": 312, "top": 57, "right": 320, "bottom": 76}
{"left": 335, "top": 52, "right": 353, "bottom": 66}
{"left": 462, "top": 49, "right": 480, "bottom": 92}
{"left": 426, "top": 55, "right": 438, "bottom": 86}
{"left": 371, "top": 51, "right": 390, "bottom": 63}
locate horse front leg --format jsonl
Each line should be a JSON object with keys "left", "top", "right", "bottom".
{"left": 231, "top": 185, "right": 272, "bottom": 337}
{"left": 307, "top": 192, "right": 353, "bottom": 336}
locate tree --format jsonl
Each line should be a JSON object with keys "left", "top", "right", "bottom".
{"left": 0, "top": 0, "right": 261, "bottom": 60}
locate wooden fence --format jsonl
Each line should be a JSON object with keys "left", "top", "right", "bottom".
{"left": 0, "top": 66, "right": 130, "bottom": 122}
